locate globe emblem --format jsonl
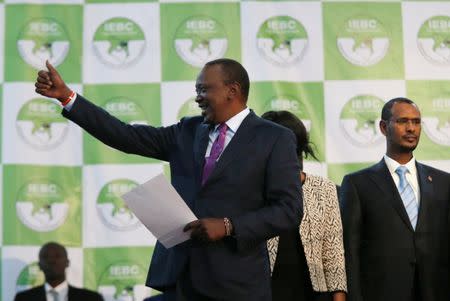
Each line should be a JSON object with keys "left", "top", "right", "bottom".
{"left": 174, "top": 15, "right": 228, "bottom": 67}
{"left": 421, "top": 98, "right": 450, "bottom": 146}
{"left": 96, "top": 179, "right": 141, "bottom": 231}
{"left": 93, "top": 17, "right": 146, "bottom": 68}
{"left": 337, "top": 16, "right": 390, "bottom": 66}
{"left": 417, "top": 16, "right": 450, "bottom": 65}
{"left": 263, "top": 95, "right": 311, "bottom": 131}
{"left": 97, "top": 261, "right": 150, "bottom": 301}
{"left": 16, "top": 98, "right": 69, "bottom": 150}
{"left": 256, "top": 16, "right": 308, "bottom": 66}
{"left": 339, "top": 95, "right": 385, "bottom": 146}
{"left": 102, "top": 97, "right": 148, "bottom": 125}
{"left": 15, "top": 262, "right": 45, "bottom": 293}
{"left": 177, "top": 97, "right": 201, "bottom": 120}
{"left": 15, "top": 180, "right": 69, "bottom": 232}
{"left": 17, "top": 18, "right": 70, "bottom": 70}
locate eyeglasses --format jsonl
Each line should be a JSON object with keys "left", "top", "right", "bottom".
{"left": 389, "top": 118, "right": 422, "bottom": 126}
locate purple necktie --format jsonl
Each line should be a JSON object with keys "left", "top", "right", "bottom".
{"left": 202, "top": 123, "right": 227, "bottom": 185}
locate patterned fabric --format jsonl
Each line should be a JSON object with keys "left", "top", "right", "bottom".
{"left": 202, "top": 123, "right": 227, "bottom": 185}
{"left": 395, "top": 166, "right": 418, "bottom": 229}
{"left": 267, "top": 174, "right": 347, "bottom": 292}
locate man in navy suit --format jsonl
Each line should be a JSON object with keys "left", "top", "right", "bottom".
{"left": 35, "top": 59, "right": 302, "bottom": 301}
{"left": 341, "top": 98, "right": 450, "bottom": 301}
{"left": 14, "top": 242, "right": 103, "bottom": 301}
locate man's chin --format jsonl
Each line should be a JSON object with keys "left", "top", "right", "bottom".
{"left": 399, "top": 143, "right": 418, "bottom": 153}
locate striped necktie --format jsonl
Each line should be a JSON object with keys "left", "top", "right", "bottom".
{"left": 201, "top": 123, "right": 227, "bottom": 185}
{"left": 395, "top": 166, "right": 418, "bottom": 230}
{"left": 49, "top": 289, "right": 60, "bottom": 301}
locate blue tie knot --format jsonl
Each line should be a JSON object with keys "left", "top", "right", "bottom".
{"left": 395, "top": 166, "right": 408, "bottom": 190}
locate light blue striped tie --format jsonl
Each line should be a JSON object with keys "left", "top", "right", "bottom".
{"left": 49, "top": 289, "right": 60, "bottom": 301}
{"left": 395, "top": 166, "right": 418, "bottom": 230}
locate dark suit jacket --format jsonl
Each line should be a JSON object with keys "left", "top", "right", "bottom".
{"left": 341, "top": 159, "right": 450, "bottom": 301}
{"left": 62, "top": 95, "right": 302, "bottom": 301}
{"left": 14, "top": 285, "right": 104, "bottom": 301}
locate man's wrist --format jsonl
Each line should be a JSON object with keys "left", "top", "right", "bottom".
{"left": 57, "top": 88, "right": 75, "bottom": 105}
{"left": 224, "top": 217, "right": 233, "bottom": 236}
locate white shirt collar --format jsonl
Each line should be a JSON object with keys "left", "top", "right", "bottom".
{"left": 214, "top": 107, "right": 250, "bottom": 133}
{"left": 384, "top": 154, "right": 417, "bottom": 176}
{"left": 45, "top": 280, "right": 69, "bottom": 293}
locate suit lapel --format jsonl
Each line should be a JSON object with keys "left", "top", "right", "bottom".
{"left": 203, "top": 112, "right": 258, "bottom": 186}
{"left": 415, "top": 163, "right": 434, "bottom": 232}
{"left": 37, "top": 285, "right": 47, "bottom": 301}
{"left": 193, "top": 122, "right": 210, "bottom": 187}
{"left": 68, "top": 285, "right": 74, "bottom": 301}
{"left": 369, "top": 160, "right": 414, "bottom": 232}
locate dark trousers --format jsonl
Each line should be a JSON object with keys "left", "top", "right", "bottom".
{"left": 162, "top": 265, "right": 216, "bottom": 301}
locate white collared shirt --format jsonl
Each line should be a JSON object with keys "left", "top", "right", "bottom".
{"left": 384, "top": 155, "right": 420, "bottom": 204}
{"left": 205, "top": 107, "right": 250, "bottom": 158}
{"left": 45, "top": 281, "right": 69, "bottom": 301}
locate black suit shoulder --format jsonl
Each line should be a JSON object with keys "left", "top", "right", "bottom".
{"left": 417, "top": 162, "right": 450, "bottom": 177}
{"left": 14, "top": 285, "right": 45, "bottom": 301}
{"left": 13, "top": 285, "right": 104, "bottom": 301}
{"left": 69, "top": 285, "right": 104, "bottom": 301}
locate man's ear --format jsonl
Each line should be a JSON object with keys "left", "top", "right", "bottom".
{"left": 66, "top": 259, "right": 70, "bottom": 268}
{"left": 227, "top": 82, "right": 240, "bottom": 100}
{"left": 38, "top": 261, "right": 44, "bottom": 271}
{"left": 379, "top": 119, "right": 388, "bottom": 136}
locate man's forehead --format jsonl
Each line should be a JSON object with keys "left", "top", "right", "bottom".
{"left": 392, "top": 102, "right": 421, "bottom": 116}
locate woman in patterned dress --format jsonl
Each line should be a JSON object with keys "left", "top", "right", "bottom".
{"left": 262, "top": 111, "right": 347, "bottom": 301}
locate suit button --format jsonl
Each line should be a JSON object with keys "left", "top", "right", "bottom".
{"left": 410, "top": 260, "right": 416, "bottom": 266}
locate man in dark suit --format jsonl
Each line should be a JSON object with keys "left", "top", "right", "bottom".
{"left": 341, "top": 97, "right": 450, "bottom": 301}
{"left": 35, "top": 59, "right": 302, "bottom": 301}
{"left": 14, "top": 242, "right": 103, "bottom": 301}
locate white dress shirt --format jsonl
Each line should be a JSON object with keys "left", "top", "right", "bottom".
{"left": 384, "top": 154, "right": 420, "bottom": 204}
{"left": 45, "top": 281, "right": 69, "bottom": 301}
{"left": 205, "top": 107, "right": 250, "bottom": 158}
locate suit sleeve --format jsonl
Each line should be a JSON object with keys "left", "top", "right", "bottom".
{"left": 341, "top": 175, "right": 363, "bottom": 301}
{"left": 231, "top": 129, "right": 302, "bottom": 252}
{"left": 322, "top": 182, "right": 347, "bottom": 292}
{"left": 96, "top": 292, "right": 105, "bottom": 301}
{"left": 62, "top": 95, "right": 180, "bottom": 161}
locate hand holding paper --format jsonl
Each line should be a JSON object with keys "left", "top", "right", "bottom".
{"left": 121, "top": 174, "right": 197, "bottom": 248}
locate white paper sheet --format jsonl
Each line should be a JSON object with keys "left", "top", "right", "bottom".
{"left": 121, "top": 174, "right": 197, "bottom": 248}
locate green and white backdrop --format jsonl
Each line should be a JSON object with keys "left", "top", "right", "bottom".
{"left": 1, "top": 0, "right": 450, "bottom": 300}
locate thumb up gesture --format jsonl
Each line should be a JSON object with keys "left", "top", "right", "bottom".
{"left": 35, "top": 60, "right": 72, "bottom": 103}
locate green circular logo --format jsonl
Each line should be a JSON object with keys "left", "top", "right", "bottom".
{"left": 339, "top": 94, "right": 384, "bottom": 146}
{"left": 417, "top": 16, "right": 450, "bottom": 65}
{"left": 15, "top": 262, "right": 45, "bottom": 293}
{"left": 98, "top": 261, "right": 148, "bottom": 301}
{"left": 174, "top": 15, "right": 228, "bottom": 67}
{"left": 96, "top": 179, "right": 140, "bottom": 231}
{"left": 256, "top": 16, "right": 308, "bottom": 66}
{"left": 422, "top": 97, "right": 450, "bottom": 146}
{"left": 16, "top": 179, "right": 69, "bottom": 232}
{"left": 337, "top": 15, "right": 390, "bottom": 66}
{"left": 16, "top": 98, "right": 69, "bottom": 150}
{"left": 263, "top": 95, "right": 311, "bottom": 132}
{"left": 17, "top": 18, "right": 70, "bottom": 70}
{"left": 177, "top": 97, "right": 201, "bottom": 120}
{"left": 93, "top": 17, "right": 146, "bottom": 68}
{"left": 102, "top": 97, "right": 148, "bottom": 125}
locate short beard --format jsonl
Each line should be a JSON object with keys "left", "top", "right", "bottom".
{"left": 398, "top": 143, "right": 418, "bottom": 153}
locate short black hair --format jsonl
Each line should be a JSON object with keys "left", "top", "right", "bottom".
{"left": 205, "top": 58, "right": 250, "bottom": 100}
{"left": 381, "top": 97, "right": 416, "bottom": 121}
{"left": 39, "top": 242, "right": 68, "bottom": 259}
{"left": 261, "top": 110, "right": 317, "bottom": 170}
